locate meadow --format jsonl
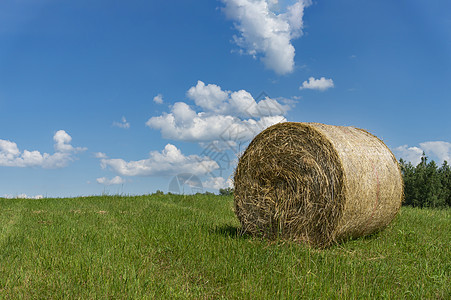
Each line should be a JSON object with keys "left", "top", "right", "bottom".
{"left": 0, "top": 194, "right": 449, "bottom": 299}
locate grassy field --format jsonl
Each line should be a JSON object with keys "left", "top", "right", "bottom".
{"left": 0, "top": 194, "right": 449, "bottom": 299}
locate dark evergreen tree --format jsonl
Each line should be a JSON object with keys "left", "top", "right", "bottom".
{"left": 439, "top": 161, "right": 451, "bottom": 207}
{"left": 399, "top": 154, "right": 449, "bottom": 208}
{"left": 424, "top": 160, "right": 444, "bottom": 207}
{"left": 219, "top": 187, "right": 234, "bottom": 196}
{"left": 399, "top": 159, "right": 416, "bottom": 206}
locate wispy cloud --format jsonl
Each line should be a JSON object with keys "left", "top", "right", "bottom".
{"left": 96, "top": 176, "right": 125, "bottom": 186}
{"left": 94, "top": 152, "right": 107, "bottom": 159}
{"left": 112, "top": 116, "right": 130, "bottom": 129}
{"left": 153, "top": 94, "right": 164, "bottom": 104}
{"left": 3, "top": 194, "right": 44, "bottom": 199}
{"left": 0, "top": 130, "right": 86, "bottom": 168}
{"left": 222, "top": 0, "right": 312, "bottom": 75}
{"left": 299, "top": 77, "right": 334, "bottom": 91}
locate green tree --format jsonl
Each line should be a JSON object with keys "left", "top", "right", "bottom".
{"left": 219, "top": 187, "right": 234, "bottom": 196}
{"left": 423, "top": 160, "right": 444, "bottom": 207}
{"left": 153, "top": 190, "right": 165, "bottom": 195}
{"left": 400, "top": 154, "right": 449, "bottom": 208}
{"left": 438, "top": 161, "right": 451, "bottom": 207}
{"left": 399, "top": 158, "right": 416, "bottom": 206}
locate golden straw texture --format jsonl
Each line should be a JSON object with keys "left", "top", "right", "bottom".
{"left": 234, "top": 122, "right": 403, "bottom": 247}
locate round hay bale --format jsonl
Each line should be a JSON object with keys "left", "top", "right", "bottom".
{"left": 234, "top": 122, "right": 403, "bottom": 247}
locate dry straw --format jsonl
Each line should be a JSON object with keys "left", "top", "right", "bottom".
{"left": 234, "top": 122, "right": 403, "bottom": 247}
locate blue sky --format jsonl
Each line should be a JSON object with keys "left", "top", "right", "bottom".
{"left": 1, "top": 0, "right": 450, "bottom": 198}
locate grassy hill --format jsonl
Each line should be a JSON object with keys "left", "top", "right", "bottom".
{"left": 0, "top": 194, "right": 449, "bottom": 299}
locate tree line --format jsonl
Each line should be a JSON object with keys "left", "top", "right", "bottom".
{"left": 399, "top": 155, "right": 451, "bottom": 208}
{"left": 219, "top": 157, "right": 451, "bottom": 208}
{"left": 154, "top": 155, "right": 451, "bottom": 209}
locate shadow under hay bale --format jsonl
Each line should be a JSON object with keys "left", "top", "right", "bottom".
{"left": 234, "top": 122, "right": 403, "bottom": 248}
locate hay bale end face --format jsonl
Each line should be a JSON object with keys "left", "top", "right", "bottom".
{"left": 234, "top": 122, "right": 403, "bottom": 247}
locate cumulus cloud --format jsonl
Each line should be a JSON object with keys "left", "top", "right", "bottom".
{"left": 147, "top": 104, "right": 285, "bottom": 142}
{"left": 100, "top": 144, "right": 219, "bottom": 177}
{"left": 394, "top": 145, "right": 424, "bottom": 166}
{"left": 54, "top": 130, "right": 75, "bottom": 152}
{"left": 96, "top": 176, "right": 125, "bottom": 186}
{"left": 419, "top": 141, "right": 451, "bottom": 164}
{"left": 187, "top": 81, "right": 229, "bottom": 112}
{"left": 0, "top": 130, "right": 86, "bottom": 168}
{"left": 203, "top": 176, "right": 234, "bottom": 190}
{"left": 187, "top": 81, "right": 289, "bottom": 118}
{"left": 153, "top": 94, "right": 164, "bottom": 104}
{"left": 112, "top": 116, "right": 130, "bottom": 129}
{"left": 394, "top": 141, "right": 451, "bottom": 165}
{"left": 299, "top": 77, "right": 334, "bottom": 91}
{"left": 222, "top": 0, "right": 311, "bottom": 74}
{"left": 147, "top": 80, "right": 288, "bottom": 143}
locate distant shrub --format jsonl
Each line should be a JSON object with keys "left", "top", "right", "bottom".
{"left": 219, "top": 188, "right": 234, "bottom": 196}
{"left": 197, "top": 191, "right": 215, "bottom": 196}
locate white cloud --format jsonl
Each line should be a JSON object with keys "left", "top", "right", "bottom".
{"left": 187, "top": 81, "right": 228, "bottom": 111}
{"left": 3, "top": 194, "right": 44, "bottom": 199}
{"left": 394, "top": 141, "right": 451, "bottom": 165}
{"left": 147, "top": 105, "right": 285, "bottom": 143}
{"left": 419, "top": 141, "right": 451, "bottom": 164}
{"left": 112, "top": 116, "right": 130, "bottom": 129}
{"left": 222, "top": 0, "right": 311, "bottom": 75}
{"left": 54, "top": 130, "right": 71, "bottom": 151}
{"left": 0, "top": 139, "right": 20, "bottom": 158}
{"left": 0, "top": 130, "right": 86, "bottom": 168}
{"left": 147, "top": 80, "right": 288, "bottom": 143}
{"left": 394, "top": 145, "right": 424, "bottom": 166}
{"left": 100, "top": 144, "right": 219, "bottom": 177}
{"left": 94, "top": 152, "right": 107, "bottom": 159}
{"left": 299, "top": 77, "right": 334, "bottom": 91}
{"left": 96, "top": 176, "right": 125, "bottom": 186}
{"left": 203, "top": 176, "right": 234, "bottom": 190}
{"left": 187, "top": 80, "right": 289, "bottom": 118}
{"left": 153, "top": 94, "right": 164, "bottom": 104}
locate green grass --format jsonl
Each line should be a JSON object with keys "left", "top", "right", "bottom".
{"left": 0, "top": 194, "right": 449, "bottom": 299}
